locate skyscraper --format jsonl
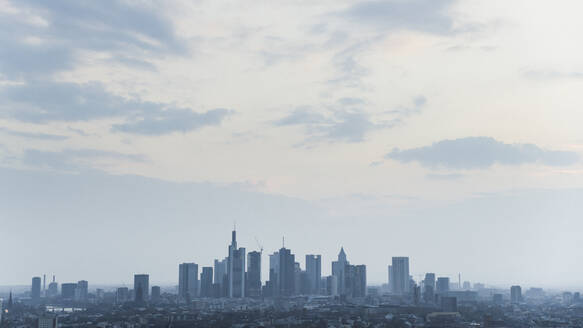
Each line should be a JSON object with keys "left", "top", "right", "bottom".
{"left": 511, "top": 285, "right": 522, "bottom": 304}
{"left": 200, "top": 267, "right": 213, "bottom": 298}
{"left": 278, "top": 247, "right": 296, "bottom": 296}
{"left": 268, "top": 251, "right": 280, "bottom": 296}
{"left": 246, "top": 251, "right": 261, "bottom": 297}
{"left": 134, "top": 274, "right": 149, "bottom": 303}
{"left": 391, "top": 257, "right": 410, "bottom": 295}
{"left": 227, "top": 229, "right": 246, "bottom": 298}
{"left": 61, "top": 283, "right": 77, "bottom": 300}
{"left": 423, "top": 273, "right": 436, "bottom": 303}
{"left": 332, "top": 247, "right": 349, "bottom": 296}
{"left": 31, "top": 277, "right": 41, "bottom": 302}
{"left": 305, "top": 254, "right": 321, "bottom": 295}
{"left": 75, "top": 280, "right": 88, "bottom": 302}
{"left": 151, "top": 286, "right": 161, "bottom": 302}
{"left": 350, "top": 264, "right": 367, "bottom": 297}
{"left": 47, "top": 276, "right": 58, "bottom": 298}
{"left": 213, "top": 258, "right": 228, "bottom": 297}
{"left": 178, "top": 263, "right": 198, "bottom": 302}
{"left": 436, "top": 277, "right": 450, "bottom": 294}
{"left": 116, "top": 287, "right": 129, "bottom": 304}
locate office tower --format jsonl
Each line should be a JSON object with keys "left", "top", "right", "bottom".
{"left": 294, "top": 262, "right": 302, "bottom": 295}
{"left": 277, "top": 247, "right": 296, "bottom": 296}
{"left": 440, "top": 296, "right": 458, "bottom": 312}
{"left": 391, "top": 257, "right": 410, "bottom": 295}
{"left": 178, "top": 263, "right": 198, "bottom": 302}
{"left": 246, "top": 251, "right": 261, "bottom": 297}
{"left": 510, "top": 285, "right": 522, "bottom": 304}
{"left": 43, "top": 274, "right": 46, "bottom": 295}
{"left": 574, "top": 292, "right": 581, "bottom": 303}
{"left": 436, "top": 277, "right": 450, "bottom": 294}
{"left": 116, "top": 287, "right": 129, "bottom": 304}
{"left": 305, "top": 254, "right": 321, "bottom": 295}
{"left": 47, "top": 276, "right": 58, "bottom": 298}
{"left": 61, "top": 283, "right": 77, "bottom": 300}
{"left": 423, "top": 273, "right": 436, "bottom": 303}
{"left": 332, "top": 247, "right": 349, "bottom": 296}
{"left": 326, "top": 275, "right": 338, "bottom": 296}
{"left": 351, "top": 265, "right": 367, "bottom": 297}
{"left": 213, "top": 258, "right": 228, "bottom": 297}
{"left": 75, "top": 280, "right": 88, "bottom": 302}
{"left": 31, "top": 277, "right": 42, "bottom": 302}
{"left": 134, "top": 274, "right": 150, "bottom": 303}
{"left": 463, "top": 281, "right": 471, "bottom": 290}
{"left": 151, "top": 286, "right": 161, "bottom": 302}
{"left": 387, "top": 265, "right": 392, "bottom": 292}
{"left": 227, "top": 229, "right": 246, "bottom": 298}
{"left": 493, "top": 293, "right": 503, "bottom": 304}
{"left": 299, "top": 270, "right": 310, "bottom": 295}
{"left": 200, "top": 267, "right": 213, "bottom": 298}
{"left": 268, "top": 251, "right": 280, "bottom": 296}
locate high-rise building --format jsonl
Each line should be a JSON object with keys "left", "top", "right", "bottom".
{"left": 31, "top": 277, "right": 42, "bottom": 302}
{"left": 510, "top": 285, "right": 522, "bottom": 304}
{"left": 61, "top": 283, "right": 77, "bottom": 300}
{"left": 75, "top": 280, "right": 88, "bottom": 302}
{"left": 227, "top": 229, "right": 246, "bottom": 298}
{"left": 179, "top": 263, "right": 198, "bottom": 302}
{"left": 436, "top": 277, "right": 450, "bottom": 294}
{"left": 47, "top": 276, "right": 58, "bottom": 298}
{"left": 246, "top": 251, "right": 261, "bottom": 297}
{"left": 116, "top": 287, "right": 129, "bottom": 304}
{"left": 151, "top": 286, "right": 161, "bottom": 302}
{"left": 200, "top": 267, "right": 213, "bottom": 298}
{"left": 348, "top": 264, "right": 367, "bottom": 297}
{"left": 277, "top": 247, "right": 295, "bottom": 296}
{"left": 305, "top": 254, "right": 321, "bottom": 295}
{"left": 423, "top": 273, "right": 436, "bottom": 303}
{"left": 326, "top": 275, "right": 338, "bottom": 296}
{"left": 387, "top": 265, "right": 392, "bottom": 292}
{"left": 268, "top": 251, "right": 280, "bottom": 296}
{"left": 391, "top": 257, "right": 410, "bottom": 295}
{"left": 134, "top": 274, "right": 149, "bottom": 303}
{"left": 332, "top": 247, "right": 349, "bottom": 296}
{"left": 213, "top": 258, "right": 228, "bottom": 297}
{"left": 463, "top": 281, "right": 471, "bottom": 290}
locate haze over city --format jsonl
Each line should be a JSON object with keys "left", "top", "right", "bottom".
{"left": 1, "top": 0, "right": 583, "bottom": 291}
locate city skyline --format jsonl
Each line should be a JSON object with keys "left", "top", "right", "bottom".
{"left": 3, "top": 228, "right": 568, "bottom": 291}
{"left": 1, "top": 0, "right": 583, "bottom": 289}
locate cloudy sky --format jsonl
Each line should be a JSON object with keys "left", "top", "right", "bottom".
{"left": 1, "top": 0, "right": 583, "bottom": 289}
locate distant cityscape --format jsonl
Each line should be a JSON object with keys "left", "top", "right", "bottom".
{"left": 2, "top": 229, "right": 583, "bottom": 327}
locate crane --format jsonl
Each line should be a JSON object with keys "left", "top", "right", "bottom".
{"left": 254, "top": 236, "right": 264, "bottom": 255}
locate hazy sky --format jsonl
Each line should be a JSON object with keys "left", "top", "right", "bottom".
{"left": 1, "top": 0, "right": 583, "bottom": 288}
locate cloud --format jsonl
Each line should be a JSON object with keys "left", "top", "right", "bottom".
{"left": 0, "top": 0, "right": 184, "bottom": 78}
{"left": 276, "top": 108, "right": 393, "bottom": 144}
{"left": 340, "top": 0, "right": 456, "bottom": 35}
{"left": 0, "top": 127, "right": 68, "bottom": 140}
{"left": 523, "top": 70, "right": 583, "bottom": 81}
{"left": 386, "top": 137, "right": 580, "bottom": 169}
{"left": 112, "top": 108, "right": 233, "bottom": 136}
{"left": 0, "top": 81, "right": 233, "bottom": 134}
{"left": 384, "top": 95, "right": 427, "bottom": 117}
{"left": 275, "top": 96, "right": 426, "bottom": 144}
{"left": 22, "top": 148, "right": 146, "bottom": 172}
{"left": 426, "top": 173, "right": 464, "bottom": 180}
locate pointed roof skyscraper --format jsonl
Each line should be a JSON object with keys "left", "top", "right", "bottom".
{"left": 338, "top": 247, "right": 347, "bottom": 263}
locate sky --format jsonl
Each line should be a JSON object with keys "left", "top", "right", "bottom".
{"left": 1, "top": 0, "right": 583, "bottom": 289}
